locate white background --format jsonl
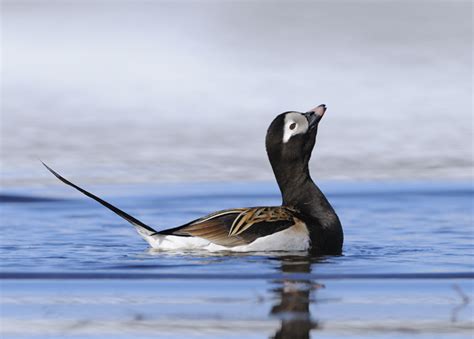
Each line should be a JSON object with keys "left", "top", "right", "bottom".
{"left": 2, "top": 0, "right": 472, "bottom": 185}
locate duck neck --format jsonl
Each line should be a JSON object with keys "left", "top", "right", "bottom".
{"left": 272, "top": 160, "right": 339, "bottom": 229}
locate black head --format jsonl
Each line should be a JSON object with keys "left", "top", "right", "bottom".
{"left": 265, "top": 104, "right": 327, "bottom": 168}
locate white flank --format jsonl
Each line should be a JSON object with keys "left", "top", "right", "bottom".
{"left": 137, "top": 222, "right": 310, "bottom": 252}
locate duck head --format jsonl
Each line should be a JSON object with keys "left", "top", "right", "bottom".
{"left": 266, "top": 104, "right": 326, "bottom": 171}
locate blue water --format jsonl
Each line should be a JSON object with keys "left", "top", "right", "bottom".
{"left": 0, "top": 181, "right": 473, "bottom": 338}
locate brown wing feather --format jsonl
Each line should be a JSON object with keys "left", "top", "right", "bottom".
{"left": 173, "top": 213, "right": 245, "bottom": 246}
{"left": 160, "top": 207, "right": 300, "bottom": 247}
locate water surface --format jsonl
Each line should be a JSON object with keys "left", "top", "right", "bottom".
{"left": 1, "top": 181, "right": 472, "bottom": 338}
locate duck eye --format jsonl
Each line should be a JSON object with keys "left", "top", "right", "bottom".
{"left": 289, "top": 123, "right": 297, "bottom": 130}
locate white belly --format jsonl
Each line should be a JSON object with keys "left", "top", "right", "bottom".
{"left": 143, "top": 223, "right": 310, "bottom": 252}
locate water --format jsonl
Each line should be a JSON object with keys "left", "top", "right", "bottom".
{"left": 1, "top": 181, "right": 473, "bottom": 338}
{"left": 1, "top": 1, "right": 473, "bottom": 337}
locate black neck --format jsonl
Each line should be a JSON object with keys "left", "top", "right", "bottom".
{"left": 270, "top": 159, "right": 343, "bottom": 253}
{"left": 272, "top": 161, "right": 333, "bottom": 218}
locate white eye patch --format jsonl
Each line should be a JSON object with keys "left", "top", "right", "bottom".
{"left": 282, "top": 112, "right": 309, "bottom": 143}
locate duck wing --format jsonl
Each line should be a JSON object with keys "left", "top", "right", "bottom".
{"left": 156, "top": 206, "right": 302, "bottom": 247}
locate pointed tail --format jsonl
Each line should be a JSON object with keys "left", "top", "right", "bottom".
{"left": 42, "top": 162, "right": 158, "bottom": 238}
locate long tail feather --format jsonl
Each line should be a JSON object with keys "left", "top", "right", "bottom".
{"left": 41, "top": 162, "right": 158, "bottom": 236}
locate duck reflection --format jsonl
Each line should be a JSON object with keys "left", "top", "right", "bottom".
{"left": 269, "top": 256, "right": 322, "bottom": 339}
